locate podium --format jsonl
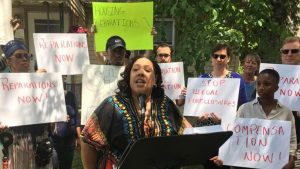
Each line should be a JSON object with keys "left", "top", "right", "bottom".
{"left": 118, "top": 131, "right": 232, "bottom": 169}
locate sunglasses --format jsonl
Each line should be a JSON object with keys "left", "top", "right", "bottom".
{"left": 157, "top": 53, "right": 170, "bottom": 58}
{"left": 212, "top": 54, "right": 227, "bottom": 59}
{"left": 280, "top": 48, "right": 300, "bottom": 55}
{"left": 12, "top": 53, "right": 33, "bottom": 60}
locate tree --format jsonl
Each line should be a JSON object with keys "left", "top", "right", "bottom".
{"left": 154, "top": 0, "right": 300, "bottom": 76}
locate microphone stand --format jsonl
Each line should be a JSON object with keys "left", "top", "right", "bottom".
{"left": 0, "top": 132, "right": 13, "bottom": 169}
{"left": 138, "top": 94, "right": 146, "bottom": 136}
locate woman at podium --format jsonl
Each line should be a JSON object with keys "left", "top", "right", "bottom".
{"left": 80, "top": 57, "right": 186, "bottom": 169}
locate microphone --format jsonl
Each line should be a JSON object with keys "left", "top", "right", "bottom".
{"left": 0, "top": 132, "right": 13, "bottom": 158}
{"left": 138, "top": 94, "right": 146, "bottom": 116}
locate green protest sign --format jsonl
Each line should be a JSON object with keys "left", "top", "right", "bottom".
{"left": 93, "top": 2, "right": 153, "bottom": 52}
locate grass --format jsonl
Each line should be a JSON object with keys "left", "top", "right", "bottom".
{"left": 72, "top": 150, "right": 83, "bottom": 169}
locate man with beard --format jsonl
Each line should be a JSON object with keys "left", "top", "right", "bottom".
{"left": 155, "top": 43, "right": 192, "bottom": 128}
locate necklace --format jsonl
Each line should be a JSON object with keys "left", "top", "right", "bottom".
{"left": 208, "top": 71, "right": 232, "bottom": 78}
{"left": 129, "top": 98, "right": 144, "bottom": 136}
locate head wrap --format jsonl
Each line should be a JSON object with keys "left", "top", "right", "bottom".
{"left": 2, "top": 40, "right": 27, "bottom": 58}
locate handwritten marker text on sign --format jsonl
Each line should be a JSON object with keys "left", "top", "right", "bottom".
{"left": 161, "top": 66, "right": 181, "bottom": 74}
{"left": 260, "top": 63, "right": 300, "bottom": 111}
{"left": 18, "top": 93, "right": 48, "bottom": 104}
{"left": 1, "top": 77, "right": 56, "bottom": 91}
{"left": 200, "top": 79, "right": 226, "bottom": 86}
{"left": 33, "top": 33, "right": 90, "bottom": 75}
{"left": 220, "top": 118, "right": 290, "bottom": 168}
{"left": 38, "top": 39, "right": 87, "bottom": 49}
{"left": 55, "top": 54, "right": 74, "bottom": 63}
{"left": 94, "top": 6, "right": 125, "bottom": 16}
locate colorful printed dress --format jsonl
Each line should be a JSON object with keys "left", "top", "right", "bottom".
{"left": 81, "top": 95, "right": 184, "bottom": 169}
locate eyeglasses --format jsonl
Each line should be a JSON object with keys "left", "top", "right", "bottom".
{"left": 12, "top": 53, "right": 33, "bottom": 60}
{"left": 280, "top": 48, "right": 300, "bottom": 55}
{"left": 212, "top": 54, "right": 227, "bottom": 59}
{"left": 13, "top": 53, "right": 32, "bottom": 60}
{"left": 157, "top": 53, "right": 170, "bottom": 58}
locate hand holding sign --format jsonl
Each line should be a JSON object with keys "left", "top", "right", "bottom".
{"left": 151, "top": 27, "right": 157, "bottom": 36}
{"left": 197, "top": 112, "right": 221, "bottom": 126}
{"left": 210, "top": 156, "right": 223, "bottom": 167}
{"left": 210, "top": 113, "right": 221, "bottom": 124}
{"left": 198, "top": 112, "right": 209, "bottom": 123}
{"left": 260, "top": 63, "right": 300, "bottom": 111}
{"left": 81, "top": 65, "right": 124, "bottom": 125}
{"left": 93, "top": 2, "right": 153, "bottom": 51}
{"left": 10, "top": 16, "right": 21, "bottom": 32}
{"left": 33, "top": 33, "right": 90, "bottom": 75}
{"left": 159, "top": 62, "right": 185, "bottom": 100}
{"left": 0, "top": 73, "right": 67, "bottom": 126}
{"left": 184, "top": 78, "right": 240, "bottom": 131}
{"left": 0, "top": 122, "right": 8, "bottom": 133}
{"left": 219, "top": 118, "right": 291, "bottom": 169}
{"left": 179, "top": 87, "right": 187, "bottom": 98}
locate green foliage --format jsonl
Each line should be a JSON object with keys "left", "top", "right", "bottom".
{"left": 72, "top": 150, "right": 83, "bottom": 168}
{"left": 154, "top": 0, "right": 300, "bottom": 76}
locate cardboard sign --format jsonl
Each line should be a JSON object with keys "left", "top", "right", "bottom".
{"left": 260, "top": 63, "right": 300, "bottom": 111}
{"left": 159, "top": 62, "right": 185, "bottom": 100}
{"left": 81, "top": 64, "right": 124, "bottom": 124}
{"left": 183, "top": 78, "right": 240, "bottom": 130}
{"left": 33, "top": 33, "right": 90, "bottom": 75}
{"left": 93, "top": 2, "right": 153, "bottom": 51}
{"left": 0, "top": 73, "right": 67, "bottom": 126}
{"left": 219, "top": 118, "right": 291, "bottom": 169}
{"left": 0, "top": 0, "right": 13, "bottom": 45}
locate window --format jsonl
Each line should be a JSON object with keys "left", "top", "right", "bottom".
{"left": 154, "top": 18, "right": 175, "bottom": 46}
{"left": 132, "top": 18, "right": 175, "bottom": 57}
{"left": 34, "top": 19, "right": 60, "bottom": 33}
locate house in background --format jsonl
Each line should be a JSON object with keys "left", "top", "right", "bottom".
{"left": 11, "top": 0, "right": 87, "bottom": 108}
{"left": 10, "top": 0, "right": 178, "bottom": 110}
{"left": 12, "top": 0, "right": 86, "bottom": 66}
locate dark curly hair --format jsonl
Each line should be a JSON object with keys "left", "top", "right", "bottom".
{"left": 116, "top": 56, "right": 164, "bottom": 99}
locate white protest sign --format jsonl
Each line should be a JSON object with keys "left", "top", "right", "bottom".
{"left": 33, "top": 33, "right": 90, "bottom": 75}
{"left": 81, "top": 65, "right": 124, "bottom": 124}
{"left": 260, "top": 63, "right": 300, "bottom": 111}
{"left": 0, "top": 0, "right": 13, "bottom": 45}
{"left": 183, "top": 78, "right": 240, "bottom": 130}
{"left": 0, "top": 73, "right": 67, "bottom": 126}
{"left": 158, "top": 62, "right": 185, "bottom": 100}
{"left": 219, "top": 118, "right": 291, "bottom": 169}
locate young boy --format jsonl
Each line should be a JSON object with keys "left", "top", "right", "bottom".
{"left": 211, "top": 69, "right": 297, "bottom": 169}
